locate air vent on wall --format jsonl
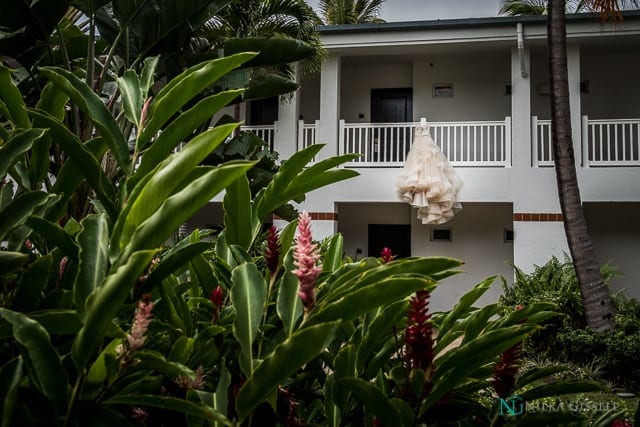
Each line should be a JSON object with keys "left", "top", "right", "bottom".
{"left": 431, "top": 228, "right": 452, "bottom": 242}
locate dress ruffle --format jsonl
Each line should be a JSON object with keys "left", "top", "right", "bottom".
{"left": 396, "top": 124, "right": 462, "bottom": 224}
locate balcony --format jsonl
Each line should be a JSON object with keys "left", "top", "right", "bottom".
{"left": 533, "top": 116, "right": 640, "bottom": 167}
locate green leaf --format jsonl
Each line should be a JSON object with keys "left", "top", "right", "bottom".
{"left": 231, "top": 263, "right": 267, "bottom": 377}
{"left": 422, "top": 324, "right": 537, "bottom": 414}
{"left": 35, "top": 81, "right": 68, "bottom": 121}
{"left": 158, "top": 279, "right": 191, "bottom": 336}
{"left": 0, "top": 191, "right": 58, "bottom": 241}
{"left": 117, "top": 70, "right": 142, "bottom": 127}
{"left": 138, "top": 53, "right": 255, "bottom": 147}
{"left": 0, "top": 309, "right": 68, "bottom": 413}
{"left": 0, "top": 129, "right": 45, "bottom": 180}
{"left": 103, "top": 395, "right": 231, "bottom": 425}
{"left": 142, "top": 242, "right": 211, "bottom": 294}
{"left": 438, "top": 276, "right": 497, "bottom": 336}
{"left": 28, "top": 109, "right": 119, "bottom": 219}
{"left": 276, "top": 250, "right": 303, "bottom": 337}
{"left": 518, "top": 380, "right": 606, "bottom": 402}
{"left": 25, "top": 217, "right": 79, "bottom": 259}
{"left": 82, "top": 338, "right": 122, "bottom": 400}
{"left": 235, "top": 321, "right": 339, "bottom": 421}
{"left": 224, "top": 38, "right": 314, "bottom": 67}
{"left": 72, "top": 250, "right": 157, "bottom": 371}
{"left": 12, "top": 254, "right": 52, "bottom": 313}
{"left": 168, "top": 337, "right": 194, "bottom": 364}
{"left": 514, "top": 365, "right": 572, "bottom": 390}
{"left": 0, "top": 357, "right": 23, "bottom": 427}
{"left": 356, "top": 301, "right": 408, "bottom": 372}
{"left": 39, "top": 66, "right": 131, "bottom": 175}
{"left": 306, "top": 276, "right": 436, "bottom": 327}
{"left": 338, "top": 378, "right": 402, "bottom": 427}
{"left": 323, "top": 234, "right": 344, "bottom": 273}
{"left": 117, "top": 161, "right": 254, "bottom": 265}
{"left": 213, "top": 366, "right": 231, "bottom": 427}
{"left": 0, "top": 310, "right": 83, "bottom": 339}
{"left": 132, "top": 89, "right": 242, "bottom": 185}
{"left": 139, "top": 56, "right": 159, "bottom": 97}
{"left": 223, "top": 173, "right": 252, "bottom": 249}
{"left": 74, "top": 214, "right": 109, "bottom": 319}
{"left": 117, "top": 124, "right": 238, "bottom": 251}
{"left": 0, "top": 65, "right": 29, "bottom": 128}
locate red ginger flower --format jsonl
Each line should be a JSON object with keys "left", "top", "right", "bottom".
{"left": 265, "top": 225, "right": 281, "bottom": 275}
{"left": 210, "top": 286, "right": 224, "bottom": 322}
{"left": 293, "top": 211, "right": 322, "bottom": 312}
{"left": 610, "top": 420, "right": 633, "bottom": 427}
{"left": 405, "top": 290, "right": 434, "bottom": 372}
{"left": 491, "top": 304, "right": 525, "bottom": 398}
{"left": 380, "top": 247, "right": 394, "bottom": 263}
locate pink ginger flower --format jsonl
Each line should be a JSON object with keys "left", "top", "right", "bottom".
{"left": 293, "top": 211, "right": 322, "bottom": 312}
{"left": 380, "top": 247, "right": 394, "bottom": 264}
{"left": 265, "top": 225, "right": 281, "bottom": 275}
{"left": 610, "top": 420, "right": 633, "bottom": 427}
{"left": 127, "top": 297, "right": 154, "bottom": 352}
{"left": 175, "top": 365, "right": 205, "bottom": 391}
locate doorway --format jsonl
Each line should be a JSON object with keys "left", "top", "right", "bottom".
{"left": 371, "top": 88, "right": 413, "bottom": 162}
{"left": 368, "top": 224, "right": 411, "bottom": 258}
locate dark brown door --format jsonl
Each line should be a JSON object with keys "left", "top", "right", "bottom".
{"left": 371, "top": 88, "right": 413, "bottom": 162}
{"left": 368, "top": 224, "right": 411, "bottom": 258}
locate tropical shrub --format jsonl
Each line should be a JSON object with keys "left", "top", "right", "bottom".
{"left": 501, "top": 256, "right": 640, "bottom": 393}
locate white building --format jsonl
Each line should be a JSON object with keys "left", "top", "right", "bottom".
{"left": 191, "top": 12, "right": 640, "bottom": 309}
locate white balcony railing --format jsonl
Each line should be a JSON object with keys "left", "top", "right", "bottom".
{"left": 583, "top": 116, "right": 640, "bottom": 167}
{"left": 298, "top": 120, "right": 319, "bottom": 151}
{"left": 241, "top": 123, "right": 277, "bottom": 151}
{"left": 337, "top": 118, "right": 512, "bottom": 167}
{"left": 533, "top": 116, "right": 640, "bottom": 167}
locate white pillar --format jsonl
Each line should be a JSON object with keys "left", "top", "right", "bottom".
{"left": 510, "top": 46, "right": 531, "bottom": 169}
{"left": 276, "top": 91, "right": 300, "bottom": 159}
{"left": 318, "top": 54, "right": 341, "bottom": 160}
{"left": 567, "top": 44, "right": 582, "bottom": 166}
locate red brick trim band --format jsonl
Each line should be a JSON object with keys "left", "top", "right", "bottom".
{"left": 513, "top": 213, "right": 563, "bottom": 222}
{"left": 273, "top": 212, "right": 338, "bottom": 221}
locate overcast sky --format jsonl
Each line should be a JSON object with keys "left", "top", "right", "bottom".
{"left": 306, "top": 0, "right": 504, "bottom": 22}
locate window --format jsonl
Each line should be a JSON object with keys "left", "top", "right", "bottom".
{"left": 430, "top": 228, "right": 452, "bottom": 242}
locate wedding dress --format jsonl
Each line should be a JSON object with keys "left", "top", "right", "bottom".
{"left": 396, "top": 122, "right": 462, "bottom": 224}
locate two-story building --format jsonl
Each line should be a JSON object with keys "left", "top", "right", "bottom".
{"left": 189, "top": 11, "right": 640, "bottom": 309}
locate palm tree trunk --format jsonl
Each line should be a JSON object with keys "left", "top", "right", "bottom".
{"left": 547, "top": 0, "right": 616, "bottom": 332}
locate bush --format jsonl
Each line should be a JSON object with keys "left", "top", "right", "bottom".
{"left": 501, "top": 256, "right": 640, "bottom": 392}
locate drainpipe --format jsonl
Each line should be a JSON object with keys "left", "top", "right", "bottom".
{"left": 517, "top": 22, "right": 528, "bottom": 78}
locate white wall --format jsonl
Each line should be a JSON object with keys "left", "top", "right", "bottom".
{"left": 581, "top": 51, "right": 640, "bottom": 119}
{"left": 413, "top": 53, "right": 511, "bottom": 122}
{"left": 585, "top": 202, "right": 640, "bottom": 299}
{"left": 336, "top": 202, "right": 513, "bottom": 312}
{"left": 340, "top": 59, "right": 414, "bottom": 122}
{"left": 299, "top": 73, "right": 321, "bottom": 122}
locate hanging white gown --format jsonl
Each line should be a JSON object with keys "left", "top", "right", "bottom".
{"left": 396, "top": 123, "right": 462, "bottom": 224}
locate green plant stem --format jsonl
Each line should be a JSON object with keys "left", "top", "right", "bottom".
{"left": 64, "top": 373, "right": 84, "bottom": 426}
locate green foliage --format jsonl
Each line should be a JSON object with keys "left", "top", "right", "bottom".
{"left": 502, "top": 255, "right": 640, "bottom": 393}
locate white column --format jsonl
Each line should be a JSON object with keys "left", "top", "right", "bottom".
{"left": 510, "top": 46, "right": 531, "bottom": 169}
{"left": 276, "top": 91, "right": 300, "bottom": 159}
{"left": 317, "top": 54, "right": 341, "bottom": 160}
{"left": 567, "top": 44, "right": 582, "bottom": 166}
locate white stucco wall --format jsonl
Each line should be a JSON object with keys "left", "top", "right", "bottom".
{"left": 581, "top": 51, "right": 640, "bottom": 119}
{"left": 340, "top": 59, "right": 414, "bottom": 122}
{"left": 585, "top": 202, "right": 640, "bottom": 299}
{"left": 336, "top": 202, "right": 514, "bottom": 312}
{"left": 413, "top": 53, "right": 511, "bottom": 122}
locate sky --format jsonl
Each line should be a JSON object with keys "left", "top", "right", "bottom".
{"left": 305, "top": 0, "right": 505, "bottom": 22}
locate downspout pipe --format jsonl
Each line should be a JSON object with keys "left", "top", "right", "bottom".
{"left": 517, "top": 22, "right": 528, "bottom": 78}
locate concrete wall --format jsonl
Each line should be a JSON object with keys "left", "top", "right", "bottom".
{"left": 585, "top": 202, "right": 640, "bottom": 299}
{"left": 340, "top": 60, "right": 414, "bottom": 122}
{"left": 581, "top": 51, "right": 640, "bottom": 119}
{"left": 413, "top": 53, "right": 511, "bottom": 122}
{"left": 336, "top": 202, "right": 514, "bottom": 312}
